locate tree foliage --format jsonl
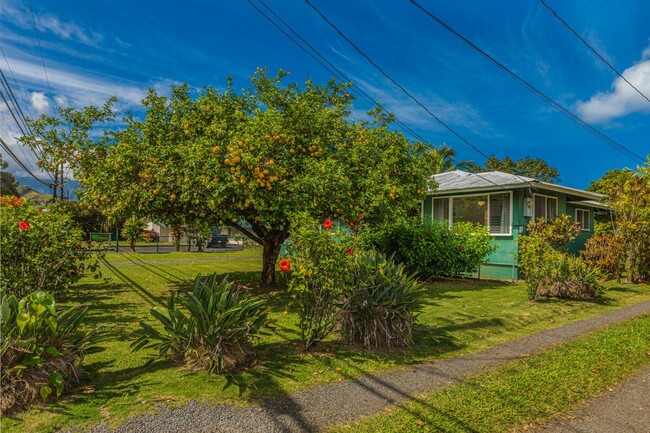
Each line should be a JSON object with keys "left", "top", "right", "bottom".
{"left": 18, "top": 99, "right": 116, "bottom": 201}
{"left": 69, "top": 69, "right": 437, "bottom": 287}
{"left": 459, "top": 154, "right": 561, "bottom": 183}
{"left": 0, "top": 157, "right": 19, "bottom": 197}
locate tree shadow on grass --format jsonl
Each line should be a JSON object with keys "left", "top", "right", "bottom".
{"left": 419, "top": 278, "right": 514, "bottom": 306}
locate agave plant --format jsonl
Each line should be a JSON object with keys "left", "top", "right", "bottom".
{"left": 342, "top": 250, "right": 425, "bottom": 349}
{"left": 0, "top": 291, "right": 102, "bottom": 414}
{"left": 131, "top": 273, "right": 268, "bottom": 374}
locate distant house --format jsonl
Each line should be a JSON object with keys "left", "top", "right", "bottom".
{"left": 145, "top": 221, "right": 171, "bottom": 239}
{"left": 425, "top": 170, "right": 608, "bottom": 279}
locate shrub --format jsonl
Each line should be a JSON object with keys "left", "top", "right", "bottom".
{"left": 581, "top": 235, "right": 625, "bottom": 282}
{"left": 534, "top": 251, "right": 604, "bottom": 300}
{"left": 342, "top": 250, "right": 424, "bottom": 349}
{"left": 360, "top": 217, "right": 495, "bottom": 277}
{"left": 518, "top": 216, "right": 603, "bottom": 301}
{"left": 1, "top": 291, "right": 101, "bottom": 414}
{"left": 284, "top": 220, "right": 354, "bottom": 349}
{"left": 141, "top": 230, "right": 160, "bottom": 243}
{"left": 131, "top": 273, "right": 267, "bottom": 374}
{"left": 0, "top": 196, "right": 101, "bottom": 298}
{"left": 121, "top": 216, "right": 147, "bottom": 251}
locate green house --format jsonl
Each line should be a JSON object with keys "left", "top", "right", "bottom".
{"left": 424, "top": 170, "right": 608, "bottom": 280}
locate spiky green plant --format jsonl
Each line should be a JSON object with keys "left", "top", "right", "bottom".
{"left": 342, "top": 251, "right": 425, "bottom": 349}
{"left": 131, "top": 273, "right": 267, "bottom": 374}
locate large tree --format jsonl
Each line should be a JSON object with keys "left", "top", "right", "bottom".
{"left": 73, "top": 69, "right": 436, "bottom": 287}
{"left": 587, "top": 169, "right": 635, "bottom": 196}
{"left": 459, "top": 155, "right": 561, "bottom": 183}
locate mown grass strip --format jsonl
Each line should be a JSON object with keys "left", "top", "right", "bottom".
{"left": 333, "top": 313, "right": 650, "bottom": 433}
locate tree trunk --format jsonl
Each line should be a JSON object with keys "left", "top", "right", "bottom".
{"left": 173, "top": 230, "right": 181, "bottom": 252}
{"left": 261, "top": 232, "right": 289, "bottom": 289}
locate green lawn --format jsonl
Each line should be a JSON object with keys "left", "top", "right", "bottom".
{"left": 99, "top": 246, "right": 262, "bottom": 264}
{"left": 333, "top": 313, "right": 650, "bottom": 433}
{"left": 3, "top": 254, "right": 649, "bottom": 433}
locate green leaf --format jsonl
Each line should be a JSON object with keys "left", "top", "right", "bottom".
{"left": 40, "top": 385, "right": 52, "bottom": 401}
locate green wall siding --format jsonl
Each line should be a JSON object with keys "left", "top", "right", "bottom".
{"left": 426, "top": 187, "right": 600, "bottom": 280}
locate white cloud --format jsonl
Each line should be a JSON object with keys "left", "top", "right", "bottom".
{"left": 30, "top": 92, "right": 50, "bottom": 113}
{"left": 6, "top": 54, "right": 147, "bottom": 108}
{"left": 576, "top": 56, "right": 650, "bottom": 124}
{"left": 1, "top": 2, "right": 102, "bottom": 47}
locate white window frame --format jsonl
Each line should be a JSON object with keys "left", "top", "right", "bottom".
{"left": 575, "top": 208, "right": 590, "bottom": 231}
{"left": 432, "top": 191, "right": 513, "bottom": 236}
{"left": 533, "top": 193, "right": 558, "bottom": 221}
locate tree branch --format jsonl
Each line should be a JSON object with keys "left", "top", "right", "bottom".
{"left": 227, "top": 221, "right": 263, "bottom": 245}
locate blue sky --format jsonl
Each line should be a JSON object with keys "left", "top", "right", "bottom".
{"left": 1, "top": 0, "right": 649, "bottom": 191}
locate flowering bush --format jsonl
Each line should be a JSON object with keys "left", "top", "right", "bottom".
{"left": 359, "top": 218, "right": 495, "bottom": 277}
{"left": 0, "top": 196, "right": 101, "bottom": 297}
{"left": 283, "top": 218, "right": 354, "bottom": 349}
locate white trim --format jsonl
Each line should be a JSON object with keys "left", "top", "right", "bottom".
{"left": 575, "top": 208, "right": 591, "bottom": 231}
{"left": 418, "top": 200, "right": 424, "bottom": 220}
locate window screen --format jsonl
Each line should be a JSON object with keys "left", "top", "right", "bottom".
{"left": 489, "top": 193, "right": 511, "bottom": 234}
{"left": 433, "top": 198, "right": 449, "bottom": 221}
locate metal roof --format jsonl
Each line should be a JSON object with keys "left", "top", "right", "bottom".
{"left": 430, "top": 170, "right": 606, "bottom": 201}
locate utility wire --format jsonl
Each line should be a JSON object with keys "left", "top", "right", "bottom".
{"left": 0, "top": 89, "right": 28, "bottom": 137}
{"left": 248, "top": 0, "right": 430, "bottom": 144}
{"left": 540, "top": 0, "right": 650, "bottom": 104}
{"left": 407, "top": 0, "right": 646, "bottom": 165}
{"left": 0, "top": 108, "right": 39, "bottom": 176}
{"left": 304, "top": 0, "right": 491, "bottom": 161}
{"left": 0, "top": 51, "right": 46, "bottom": 159}
{"left": 0, "top": 137, "right": 52, "bottom": 187}
{"left": 255, "top": 1, "right": 515, "bottom": 193}
{"left": 1, "top": 48, "right": 37, "bottom": 122}
{"left": 28, "top": 0, "right": 52, "bottom": 96}
{"left": 0, "top": 72, "right": 34, "bottom": 139}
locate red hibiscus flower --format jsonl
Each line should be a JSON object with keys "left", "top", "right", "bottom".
{"left": 19, "top": 220, "right": 30, "bottom": 231}
{"left": 279, "top": 258, "right": 291, "bottom": 272}
{"left": 345, "top": 247, "right": 354, "bottom": 255}
{"left": 425, "top": 230, "right": 430, "bottom": 235}
{"left": 323, "top": 218, "right": 333, "bottom": 230}
{"left": 459, "top": 245, "right": 464, "bottom": 251}
{"left": 11, "top": 197, "right": 22, "bottom": 206}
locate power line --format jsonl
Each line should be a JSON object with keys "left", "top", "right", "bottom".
{"left": 407, "top": 0, "right": 646, "bottom": 165}
{"left": 247, "top": 0, "right": 430, "bottom": 144}
{"left": 0, "top": 70, "right": 33, "bottom": 135}
{"left": 1, "top": 47, "right": 37, "bottom": 122}
{"left": 304, "top": 0, "right": 492, "bottom": 161}
{"left": 0, "top": 89, "right": 28, "bottom": 136}
{"left": 28, "top": 0, "right": 52, "bottom": 96}
{"left": 0, "top": 137, "right": 52, "bottom": 188}
{"left": 540, "top": 0, "right": 650, "bottom": 104}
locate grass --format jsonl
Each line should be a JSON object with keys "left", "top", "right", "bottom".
{"left": 332, "top": 313, "right": 650, "bottom": 433}
{"left": 2, "top": 254, "right": 649, "bottom": 433}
